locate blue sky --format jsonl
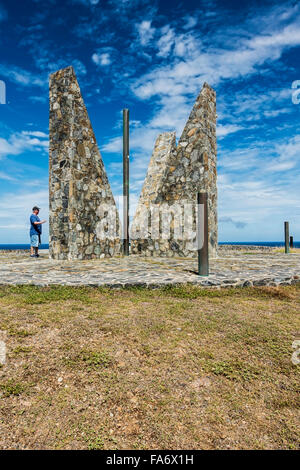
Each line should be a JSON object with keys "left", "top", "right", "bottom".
{"left": 0, "top": 0, "right": 299, "bottom": 243}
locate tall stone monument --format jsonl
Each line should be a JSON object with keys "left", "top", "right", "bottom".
{"left": 49, "top": 66, "right": 121, "bottom": 260}
{"left": 131, "top": 83, "right": 217, "bottom": 257}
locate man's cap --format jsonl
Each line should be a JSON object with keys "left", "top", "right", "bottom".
{"left": 32, "top": 206, "right": 40, "bottom": 211}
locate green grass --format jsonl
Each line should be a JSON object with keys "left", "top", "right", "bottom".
{"left": 12, "top": 346, "right": 33, "bottom": 355}
{"left": 0, "top": 283, "right": 297, "bottom": 305}
{"left": 205, "top": 359, "right": 261, "bottom": 382}
{"left": 0, "top": 380, "right": 25, "bottom": 397}
{"left": 80, "top": 350, "right": 112, "bottom": 369}
{"left": 0, "top": 285, "right": 92, "bottom": 305}
{"left": 8, "top": 327, "right": 33, "bottom": 337}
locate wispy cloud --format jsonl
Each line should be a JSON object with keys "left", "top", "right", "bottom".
{"left": 217, "top": 124, "right": 244, "bottom": 138}
{"left": 92, "top": 48, "right": 115, "bottom": 67}
{"left": 133, "top": 9, "right": 300, "bottom": 101}
{"left": 156, "top": 25, "right": 175, "bottom": 57}
{"left": 0, "top": 64, "right": 46, "bottom": 88}
{"left": 0, "top": 131, "right": 48, "bottom": 159}
{"left": 218, "top": 88, "right": 293, "bottom": 123}
{"left": 0, "top": 171, "right": 16, "bottom": 181}
{"left": 217, "top": 129, "right": 300, "bottom": 240}
{"left": 182, "top": 15, "right": 198, "bottom": 30}
{"left": 136, "top": 20, "right": 155, "bottom": 46}
{"left": 0, "top": 189, "right": 49, "bottom": 242}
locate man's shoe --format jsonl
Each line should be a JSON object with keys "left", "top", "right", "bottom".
{"left": 36, "top": 254, "right": 40, "bottom": 258}
{"left": 30, "top": 254, "right": 36, "bottom": 258}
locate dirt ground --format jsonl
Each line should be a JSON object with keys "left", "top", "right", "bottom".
{"left": 0, "top": 284, "right": 299, "bottom": 450}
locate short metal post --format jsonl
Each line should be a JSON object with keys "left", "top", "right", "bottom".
{"left": 123, "top": 109, "right": 129, "bottom": 256}
{"left": 284, "top": 221, "right": 289, "bottom": 254}
{"left": 197, "top": 192, "right": 209, "bottom": 276}
{"left": 290, "top": 236, "right": 294, "bottom": 249}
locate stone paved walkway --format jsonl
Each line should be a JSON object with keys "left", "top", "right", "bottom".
{"left": 0, "top": 250, "right": 299, "bottom": 288}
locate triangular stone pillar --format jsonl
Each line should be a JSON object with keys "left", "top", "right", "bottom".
{"left": 49, "top": 66, "right": 121, "bottom": 260}
{"left": 131, "top": 83, "right": 217, "bottom": 257}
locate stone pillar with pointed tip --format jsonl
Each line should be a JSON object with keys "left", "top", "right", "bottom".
{"left": 131, "top": 83, "right": 217, "bottom": 258}
{"left": 49, "top": 66, "right": 121, "bottom": 260}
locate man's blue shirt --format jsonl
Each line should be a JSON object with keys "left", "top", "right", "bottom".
{"left": 30, "top": 214, "right": 42, "bottom": 236}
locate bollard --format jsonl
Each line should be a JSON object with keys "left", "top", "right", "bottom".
{"left": 123, "top": 109, "right": 129, "bottom": 256}
{"left": 197, "top": 192, "right": 209, "bottom": 276}
{"left": 284, "top": 221, "right": 289, "bottom": 254}
{"left": 290, "top": 236, "right": 294, "bottom": 249}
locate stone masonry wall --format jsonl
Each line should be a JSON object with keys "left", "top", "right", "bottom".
{"left": 49, "top": 66, "right": 121, "bottom": 260}
{"left": 131, "top": 83, "right": 217, "bottom": 258}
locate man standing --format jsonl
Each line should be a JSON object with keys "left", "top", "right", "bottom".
{"left": 30, "top": 206, "right": 46, "bottom": 258}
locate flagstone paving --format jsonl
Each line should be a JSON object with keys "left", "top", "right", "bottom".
{"left": 0, "top": 250, "right": 299, "bottom": 288}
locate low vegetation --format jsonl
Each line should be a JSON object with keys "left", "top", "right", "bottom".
{"left": 0, "top": 284, "right": 299, "bottom": 449}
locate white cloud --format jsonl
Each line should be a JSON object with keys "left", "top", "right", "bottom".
{"left": 0, "top": 131, "right": 48, "bottom": 159}
{"left": 102, "top": 128, "right": 160, "bottom": 156}
{"left": 0, "top": 171, "right": 16, "bottom": 181}
{"left": 216, "top": 87, "right": 293, "bottom": 130}
{"left": 263, "top": 108, "right": 291, "bottom": 118}
{"left": 217, "top": 130, "right": 300, "bottom": 241}
{"left": 133, "top": 6, "right": 300, "bottom": 101}
{"left": 182, "top": 15, "right": 198, "bottom": 30}
{"left": 0, "top": 64, "right": 46, "bottom": 88}
{"left": 219, "top": 134, "right": 300, "bottom": 175}
{"left": 277, "top": 135, "right": 300, "bottom": 156}
{"left": 157, "top": 26, "right": 175, "bottom": 57}
{"left": 218, "top": 173, "right": 300, "bottom": 241}
{"left": 0, "top": 189, "right": 49, "bottom": 243}
{"left": 217, "top": 124, "right": 244, "bottom": 138}
{"left": 136, "top": 20, "right": 155, "bottom": 46}
{"left": 92, "top": 47, "right": 116, "bottom": 67}
{"left": 22, "top": 131, "right": 48, "bottom": 138}
{"left": 173, "top": 34, "right": 199, "bottom": 59}
{"left": 228, "top": 88, "right": 291, "bottom": 116}
{"left": 102, "top": 136, "right": 122, "bottom": 153}
{"left": 29, "top": 95, "right": 48, "bottom": 104}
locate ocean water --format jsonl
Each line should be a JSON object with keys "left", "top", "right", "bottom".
{"left": 219, "top": 241, "right": 300, "bottom": 248}
{"left": 0, "top": 244, "right": 50, "bottom": 250}
{"left": 0, "top": 242, "right": 299, "bottom": 250}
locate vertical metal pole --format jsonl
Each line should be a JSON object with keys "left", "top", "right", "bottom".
{"left": 284, "top": 221, "right": 289, "bottom": 254}
{"left": 290, "top": 236, "right": 294, "bottom": 249}
{"left": 197, "top": 192, "right": 209, "bottom": 276}
{"left": 123, "top": 109, "right": 129, "bottom": 256}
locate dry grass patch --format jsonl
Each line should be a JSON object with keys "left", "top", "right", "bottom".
{"left": 273, "top": 248, "right": 300, "bottom": 254}
{"left": 0, "top": 284, "right": 299, "bottom": 449}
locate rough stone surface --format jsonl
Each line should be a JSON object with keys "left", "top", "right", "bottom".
{"left": 49, "top": 66, "right": 121, "bottom": 260}
{"left": 0, "top": 250, "right": 298, "bottom": 288}
{"left": 131, "top": 83, "right": 217, "bottom": 258}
